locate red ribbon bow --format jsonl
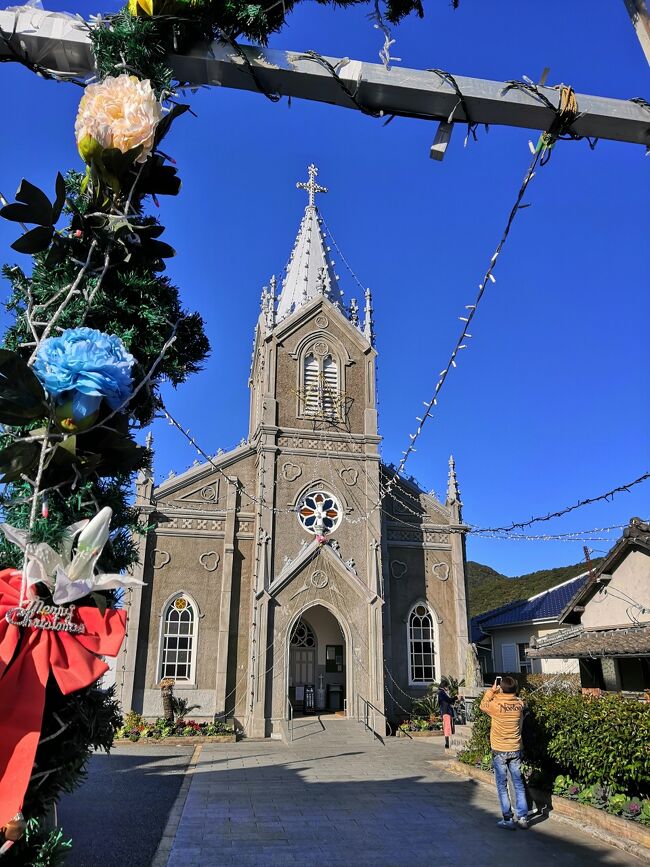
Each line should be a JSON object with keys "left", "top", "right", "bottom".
{"left": 0, "top": 569, "right": 126, "bottom": 829}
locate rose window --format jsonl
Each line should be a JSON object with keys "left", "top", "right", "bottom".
{"left": 298, "top": 491, "right": 342, "bottom": 535}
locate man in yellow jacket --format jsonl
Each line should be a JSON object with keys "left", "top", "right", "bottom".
{"left": 479, "top": 676, "right": 529, "bottom": 830}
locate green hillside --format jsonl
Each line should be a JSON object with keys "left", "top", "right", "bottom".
{"left": 467, "top": 558, "right": 602, "bottom": 618}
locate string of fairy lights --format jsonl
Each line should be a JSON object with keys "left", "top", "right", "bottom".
{"left": 158, "top": 403, "right": 641, "bottom": 549}
{"left": 150, "top": 100, "right": 647, "bottom": 548}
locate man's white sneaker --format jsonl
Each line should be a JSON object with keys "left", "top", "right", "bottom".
{"left": 515, "top": 817, "right": 530, "bottom": 830}
{"left": 497, "top": 819, "right": 516, "bottom": 830}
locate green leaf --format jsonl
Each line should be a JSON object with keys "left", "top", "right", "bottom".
{"left": 91, "top": 591, "right": 108, "bottom": 616}
{"left": 14, "top": 177, "right": 54, "bottom": 225}
{"left": 154, "top": 102, "right": 190, "bottom": 146}
{"left": 52, "top": 172, "right": 67, "bottom": 223}
{"left": 0, "top": 440, "right": 40, "bottom": 482}
{"left": 0, "top": 349, "right": 48, "bottom": 424}
{"left": 147, "top": 239, "right": 175, "bottom": 259}
{"left": 11, "top": 225, "right": 54, "bottom": 254}
{"left": 78, "top": 425, "right": 148, "bottom": 476}
{"left": 0, "top": 202, "right": 39, "bottom": 224}
{"left": 138, "top": 160, "right": 181, "bottom": 197}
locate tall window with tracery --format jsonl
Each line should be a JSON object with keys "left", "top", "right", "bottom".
{"left": 160, "top": 595, "right": 197, "bottom": 682}
{"left": 408, "top": 603, "right": 437, "bottom": 685}
{"left": 303, "top": 350, "right": 339, "bottom": 417}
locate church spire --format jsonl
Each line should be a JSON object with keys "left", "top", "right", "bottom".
{"left": 276, "top": 164, "right": 343, "bottom": 321}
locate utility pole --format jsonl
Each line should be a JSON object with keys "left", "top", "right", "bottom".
{"left": 0, "top": 9, "right": 649, "bottom": 149}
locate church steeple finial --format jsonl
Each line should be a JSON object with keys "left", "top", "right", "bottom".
{"left": 363, "top": 287, "right": 374, "bottom": 343}
{"left": 296, "top": 163, "right": 327, "bottom": 210}
{"left": 446, "top": 454, "right": 461, "bottom": 509}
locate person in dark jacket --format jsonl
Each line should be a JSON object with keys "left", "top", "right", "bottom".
{"left": 438, "top": 679, "right": 457, "bottom": 749}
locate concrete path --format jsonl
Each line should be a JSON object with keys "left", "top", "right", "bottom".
{"left": 167, "top": 717, "right": 640, "bottom": 866}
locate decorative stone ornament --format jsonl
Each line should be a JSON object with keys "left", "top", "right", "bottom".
{"left": 151, "top": 549, "right": 171, "bottom": 569}
{"left": 199, "top": 551, "right": 220, "bottom": 572}
{"left": 390, "top": 560, "right": 408, "bottom": 580}
{"left": 282, "top": 462, "right": 302, "bottom": 482}
{"left": 297, "top": 490, "right": 342, "bottom": 535}
{"left": 432, "top": 561, "right": 450, "bottom": 581}
{"left": 339, "top": 467, "right": 358, "bottom": 487}
{"left": 315, "top": 314, "right": 329, "bottom": 328}
{"left": 310, "top": 570, "right": 329, "bottom": 589}
{"left": 200, "top": 485, "right": 217, "bottom": 501}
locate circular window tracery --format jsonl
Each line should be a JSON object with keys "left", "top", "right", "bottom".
{"left": 297, "top": 490, "right": 342, "bottom": 535}
{"left": 290, "top": 619, "right": 316, "bottom": 648}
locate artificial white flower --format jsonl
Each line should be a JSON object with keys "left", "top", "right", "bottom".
{"left": 75, "top": 74, "right": 162, "bottom": 164}
{"left": 1, "top": 507, "right": 145, "bottom": 604}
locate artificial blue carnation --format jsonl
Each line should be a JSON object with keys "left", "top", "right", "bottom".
{"left": 34, "top": 327, "right": 135, "bottom": 421}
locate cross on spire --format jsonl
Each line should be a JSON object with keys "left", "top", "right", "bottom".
{"left": 296, "top": 163, "right": 327, "bottom": 209}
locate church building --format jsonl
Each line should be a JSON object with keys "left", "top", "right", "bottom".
{"left": 118, "top": 165, "right": 471, "bottom": 737}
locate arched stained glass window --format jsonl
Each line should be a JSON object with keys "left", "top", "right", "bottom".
{"left": 408, "top": 603, "right": 438, "bottom": 685}
{"left": 160, "top": 594, "right": 197, "bottom": 682}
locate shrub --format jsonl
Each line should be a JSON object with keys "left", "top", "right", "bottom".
{"left": 526, "top": 691, "right": 650, "bottom": 797}
{"left": 412, "top": 687, "right": 440, "bottom": 720}
{"left": 460, "top": 689, "right": 649, "bottom": 799}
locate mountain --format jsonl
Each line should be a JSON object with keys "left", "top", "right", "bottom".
{"left": 466, "top": 558, "right": 603, "bottom": 618}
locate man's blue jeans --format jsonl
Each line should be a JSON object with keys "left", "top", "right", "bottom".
{"left": 492, "top": 750, "right": 529, "bottom": 820}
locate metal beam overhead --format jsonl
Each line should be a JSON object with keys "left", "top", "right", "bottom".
{"left": 0, "top": 9, "right": 648, "bottom": 147}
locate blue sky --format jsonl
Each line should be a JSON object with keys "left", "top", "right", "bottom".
{"left": 0, "top": 1, "right": 647, "bottom": 576}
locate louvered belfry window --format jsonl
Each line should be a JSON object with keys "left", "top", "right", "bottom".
{"left": 302, "top": 348, "right": 340, "bottom": 418}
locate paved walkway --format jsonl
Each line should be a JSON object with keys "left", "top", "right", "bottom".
{"left": 167, "top": 717, "right": 640, "bottom": 866}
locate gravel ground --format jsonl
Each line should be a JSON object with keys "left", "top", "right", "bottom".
{"left": 57, "top": 744, "right": 194, "bottom": 867}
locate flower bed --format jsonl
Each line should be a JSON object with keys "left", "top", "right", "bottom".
{"left": 115, "top": 712, "right": 236, "bottom": 742}
{"left": 398, "top": 716, "right": 443, "bottom": 736}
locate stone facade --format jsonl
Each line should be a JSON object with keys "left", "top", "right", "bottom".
{"left": 118, "top": 168, "right": 470, "bottom": 736}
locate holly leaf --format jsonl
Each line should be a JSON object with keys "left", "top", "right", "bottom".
{"left": 14, "top": 178, "right": 54, "bottom": 226}
{"left": 11, "top": 225, "right": 54, "bottom": 254}
{"left": 0, "top": 440, "right": 40, "bottom": 482}
{"left": 0, "top": 350, "right": 48, "bottom": 425}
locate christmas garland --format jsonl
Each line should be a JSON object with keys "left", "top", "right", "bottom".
{"left": 0, "top": 1, "right": 434, "bottom": 863}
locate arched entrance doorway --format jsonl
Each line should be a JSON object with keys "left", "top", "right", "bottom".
{"left": 287, "top": 603, "right": 350, "bottom": 717}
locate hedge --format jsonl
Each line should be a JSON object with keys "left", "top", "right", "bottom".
{"left": 461, "top": 691, "right": 650, "bottom": 798}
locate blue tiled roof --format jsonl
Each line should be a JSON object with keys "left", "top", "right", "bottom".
{"left": 472, "top": 574, "right": 590, "bottom": 633}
